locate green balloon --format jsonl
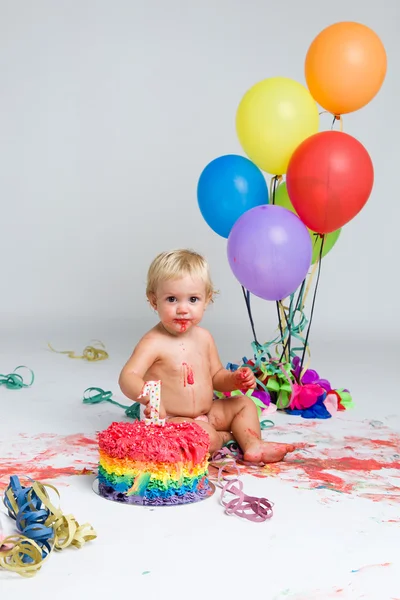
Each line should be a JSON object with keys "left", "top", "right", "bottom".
{"left": 274, "top": 182, "right": 341, "bottom": 264}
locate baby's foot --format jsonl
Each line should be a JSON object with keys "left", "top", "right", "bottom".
{"left": 243, "top": 440, "right": 295, "bottom": 464}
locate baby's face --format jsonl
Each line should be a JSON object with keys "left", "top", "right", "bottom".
{"left": 150, "top": 275, "right": 209, "bottom": 335}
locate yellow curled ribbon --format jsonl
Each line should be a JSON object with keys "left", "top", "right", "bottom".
{"left": 0, "top": 535, "right": 47, "bottom": 577}
{"left": 48, "top": 339, "right": 108, "bottom": 361}
{"left": 1, "top": 479, "right": 97, "bottom": 577}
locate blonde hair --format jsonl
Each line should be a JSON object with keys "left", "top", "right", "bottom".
{"left": 146, "top": 249, "right": 216, "bottom": 301}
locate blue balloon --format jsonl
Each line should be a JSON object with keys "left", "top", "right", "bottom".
{"left": 197, "top": 154, "right": 269, "bottom": 238}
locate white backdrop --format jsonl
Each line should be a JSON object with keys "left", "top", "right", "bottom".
{"left": 0, "top": 0, "right": 398, "bottom": 364}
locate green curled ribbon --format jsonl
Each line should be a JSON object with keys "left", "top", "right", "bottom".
{"left": 264, "top": 362, "right": 293, "bottom": 409}
{"left": 260, "top": 419, "right": 274, "bottom": 430}
{"left": 83, "top": 387, "right": 140, "bottom": 420}
{"left": 0, "top": 366, "right": 34, "bottom": 390}
{"left": 214, "top": 389, "right": 266, "bottom": 417}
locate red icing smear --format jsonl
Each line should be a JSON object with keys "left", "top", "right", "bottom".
{"left": 182, "top": 362, "right": 194, "bottom": 386}
{"left": 246, "top": 428, "right": 259, "bottom": 438}
{"left": 210, "top": 455, "right": 400, "bottom": 500}
{"left": 99, "top": 421, "right": 210, "bottom": 464}
{"left": 174, "top": 319, "right": 190, "bottom": 332}
{"left": 0, "top": 433, "right": 97, "bottom": 491}
{"left": 0, "top": 463, "right": 94, "bottom": 491}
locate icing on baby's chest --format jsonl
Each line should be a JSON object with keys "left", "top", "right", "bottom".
{"left": 157, "top": 335, "right": 210, "bottom": 388}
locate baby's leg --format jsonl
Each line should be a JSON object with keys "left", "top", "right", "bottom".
{"left": 167, "top": 417, "right": 231, "bottom": 454}
{"left": 209, "top": 396, "right": 295, "bottom": 464}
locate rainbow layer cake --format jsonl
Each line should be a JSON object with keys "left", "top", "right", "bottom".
{"left": 98, "top": 420, "right": 211, "bottom": 505}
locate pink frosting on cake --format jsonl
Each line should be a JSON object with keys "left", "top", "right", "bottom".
{"left": 98, "top": 421, "right": 210, "bottom": 463}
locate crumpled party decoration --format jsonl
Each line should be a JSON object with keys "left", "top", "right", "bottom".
{"left": 0, "top": 476, "right": 96, "bottom": 577}
{"left": 288, "top": 382, "right": 325, "bottom": 410}
{"left": 228, "top": 353, "right": 353, "bottom": 420}
{"left": 214, "top": 385, "right": 270, "bottom": 417}
{"left": 264, "top": 361, "right": 293, "bottom": 409}
{"left": 225, "top": 359, "right": 290, "bottom": 414}
{"left": 286, "top": 394, "right": 332, "bottom": 419}
{"left": 292, "top": 356, "right": 331, "bottom": 391}
{"left": 336, "top": 389, "right": 354, "bottom": 410}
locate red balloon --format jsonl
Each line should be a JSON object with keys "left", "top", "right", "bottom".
{"left": 286, "top": 131, "right": 374, "bottom": 233}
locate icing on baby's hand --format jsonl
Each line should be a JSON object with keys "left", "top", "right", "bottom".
{"left": 233, "top": 367, "right": 256, "bottom": 391}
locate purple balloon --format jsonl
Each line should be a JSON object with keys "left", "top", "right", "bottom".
{"left": 227, "top": 205, "right": 312, "bottom": 301}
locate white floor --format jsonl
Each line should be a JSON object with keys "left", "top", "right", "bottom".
{"left": 0, "top": 328, "right": 399, "bottom": 599}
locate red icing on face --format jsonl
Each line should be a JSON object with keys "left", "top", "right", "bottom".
{"left": 174, "top": 319, "right": 190, "bottom": 332}
{"left": 182, "top": 362, "right": 195, "bottom": 386}
{"left": 98, "top": 421, "right": 209, "bottom": 463}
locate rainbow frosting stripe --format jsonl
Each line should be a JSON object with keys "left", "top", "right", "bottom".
{"left": 98, "top": 421, "right": 211, "bottom": 505}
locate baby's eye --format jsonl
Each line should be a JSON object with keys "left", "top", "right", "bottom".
{"left": 189, "top": 297, "right": 200, "bottom": 303}
{"left": 167, "top": 296, "right": 177, "bottom": 303}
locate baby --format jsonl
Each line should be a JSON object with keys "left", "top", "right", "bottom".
{"left": 119, "top": 249, "right": 295, "bottom": 464}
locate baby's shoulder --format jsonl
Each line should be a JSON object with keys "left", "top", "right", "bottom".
{"left": 135, "top": 326, "right": 163, "bottom": 349}
{"left": 192, "top": 325, "right": 214, "bottom": 345}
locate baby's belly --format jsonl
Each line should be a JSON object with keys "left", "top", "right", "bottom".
{"left": 145, "top": 367, "right": 214, "bottom": 418}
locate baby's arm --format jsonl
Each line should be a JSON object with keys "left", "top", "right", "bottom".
{"left": 118, "top": 335, "right": 159, "bottom": 404}
{"left": 208, "top": 332, "right": 256, "bottom": 392}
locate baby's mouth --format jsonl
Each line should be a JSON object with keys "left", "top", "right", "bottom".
{"left": 173, "top": 319, "right": 192, "bottom": 330}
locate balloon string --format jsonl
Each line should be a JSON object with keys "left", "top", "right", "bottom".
{"left": 300, "top": 236, "right": 325, "bottom": 369}
{"left": 270, "top": 175, "right": 285, "bottom": 346}
{"left": 278, "top": 295, "right": 293, "bottom": 362}
{"left": 241, "top": 174, "right": 320, "bottom": 375}
{"left": 241, "top": 287, "right": 261, "bottom": 348}
{"left": 244, "top": 176, "right": 283, "bottom": 348}
{"left": 269, "top": 175, "right": 282, "bottom": 204}
{"left": 276, "top": 302, "right": 285, "bottom": 351}
{"left": 278, "top": 252, "right": 320, "bottom": 370}
{"left": 319, "top": 110, "right": 343, "bottom": 132}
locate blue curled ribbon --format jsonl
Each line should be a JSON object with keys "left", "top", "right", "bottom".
{"left": 3, "top": 476, "right": 53, "bottom": 560}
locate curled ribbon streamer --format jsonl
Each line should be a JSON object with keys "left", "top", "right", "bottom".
{"left": 0, "top": 366, "right": 34, "bottom": 389}
{"left": 82, "top": 387, "right": 141, "bottom": 420}
{"left": 0, "top": 535, "right": 48, "bottom": 577}
{"left": 260, "top": 419, "right": 274, "bottom": 430}
{"left": 48, "top": 340, "right": 108, "bottom": 361}
{"left": 210, "top": 454, "right": 273, "bottom": 523}
{"left": 0, "top": 515, "right": 13, "bottom": 551}
{"left": 1, "top": 476, "right": 96, "bottom": 577}
{"left": 254, "top": 256, "right": 320, "bottom": 374}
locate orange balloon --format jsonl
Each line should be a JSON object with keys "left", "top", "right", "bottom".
{"left": 305, "top": 22, "right": 387, "bottom": 115}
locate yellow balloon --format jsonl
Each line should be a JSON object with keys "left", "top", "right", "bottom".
{"left": 236, "top": 77, "right": 319, "bottom": 175}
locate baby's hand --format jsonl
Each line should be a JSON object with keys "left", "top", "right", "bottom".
{"left": 142, "top": 396, "right": 167, "bottom": 420}
{"left": 233, "top": 367, "right": 256, "bottom": 391}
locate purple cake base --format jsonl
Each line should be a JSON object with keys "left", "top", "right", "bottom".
{"left": 98, "top": 482, "right": 214, "bottom": 506}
